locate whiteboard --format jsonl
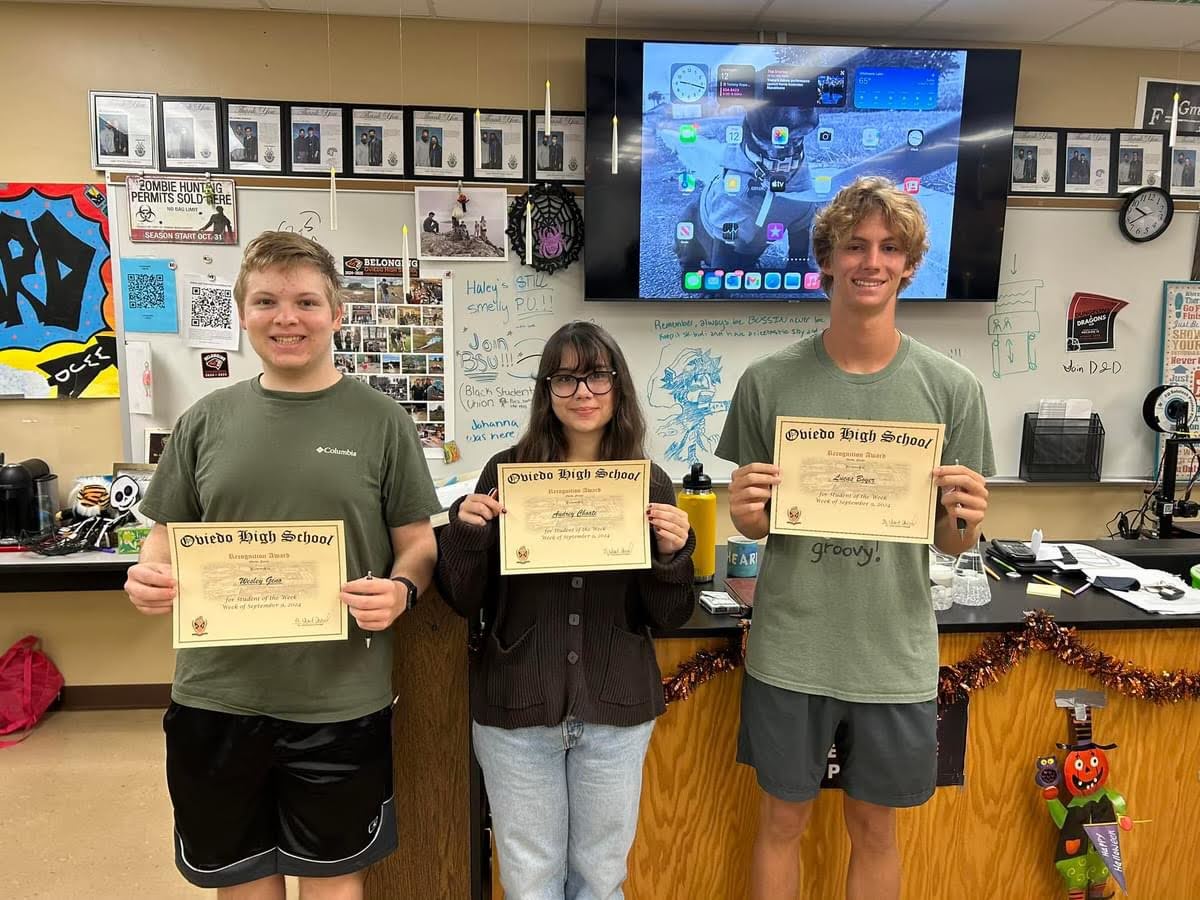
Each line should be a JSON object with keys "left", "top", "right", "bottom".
{"left": 110, "top": 183, "right": 1199, "bottom": 482}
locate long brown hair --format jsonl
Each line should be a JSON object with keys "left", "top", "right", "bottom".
{"left": 514, "top": 321, "right": 646, "bottom": 462}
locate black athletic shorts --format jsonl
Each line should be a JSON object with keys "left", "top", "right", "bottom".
{"left": 163, "top": 701, "right": 397, "bottom": 888}
{"left": 737, "top": 674, "right": 937, "bottom": 808}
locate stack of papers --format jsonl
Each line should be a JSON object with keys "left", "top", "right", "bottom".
{"left": 1020, "top": 542, "right": 1200, "bottom": 614}
{"left": 1037, "top": 398, "right": 1094, "bottom": 419}
{"left": 1083, "top": 567, "right": 1200, "bottom": 615}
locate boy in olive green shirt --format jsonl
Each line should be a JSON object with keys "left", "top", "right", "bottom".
{"left": 717, "top": 177, "right": 994, "bottom": 900}
{"left": 126, "top": 232, "right": 439, "bottom": 896}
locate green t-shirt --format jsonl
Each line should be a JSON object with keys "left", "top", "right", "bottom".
{"left": 716, "top": 333, "right": 996, "bottom": 703}
{"left": 139, "top": 376, "right": 441, "bottom": 722}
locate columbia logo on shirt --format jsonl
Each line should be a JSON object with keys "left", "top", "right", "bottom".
{"left": 315, "top": 446, "right": 357, "bottom": 457}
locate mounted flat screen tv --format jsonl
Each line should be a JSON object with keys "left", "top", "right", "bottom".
{"left": 584, "top": 39, "right": 1021, "bottom": 301}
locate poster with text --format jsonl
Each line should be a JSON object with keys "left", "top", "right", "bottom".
{"left": 288, "top": 105, "right": 345, "bottom": 174}
{"left": 159, "top": 98, "right": 221, "bottom": 171}
{"left": 1010, "top": 129, "right": 1059, "bottom": 194}
{"left": 126, "top": 175, "right": 237, "bottom": 244}
{"left": 1116, "top": 131, "right": 1165, "bottom": 192}
{"left": 225, "top": 102, "right": 284, "bottom": 174}
{"left": 1168, "top": 132, "right": 1200, "bottom": 197}
{"left": 350, "top": 108, "right": 405, "bottom": 177}
{"left": 121, "top": 258, "right": 178, "bottom": 333}
{"left": 0, "top": 183, "right": 117, "bottom": 398}
{"left": 472, "top": 112, "right": 526, "bottom": 181}
{"left": 1136, "top": 77, "right": 1200, "bottom": 137}
{"left": 183, "top": 278, "right": 238, "bottom": 351}
{"left": 1064, "top": 131, "right": 1112, "bottom": 195}
{"left": 533, "top": 113, "right": 585, "bottom": 182}
{"left": 91, "top": 91, "right": 157, "bottom": 171}
{"left": 412, "top": 109, "right": 465, "bottom": 179}
{"left": 1159, "top": 280, "right": 1200, "bottom": 480}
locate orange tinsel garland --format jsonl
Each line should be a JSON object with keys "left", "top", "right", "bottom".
{"left": 662, "top": 610, "right": 1200, "bottom": 707}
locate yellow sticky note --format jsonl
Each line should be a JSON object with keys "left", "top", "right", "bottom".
{"left": 1026, "top": 582, "right": 1061, "bottom": 598}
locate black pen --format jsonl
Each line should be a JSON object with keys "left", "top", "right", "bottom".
{"left": 954, "top": 458, "right": 967, "bottom": 542}
{"left": 363, "top": 570, "right": 373, "bottom": 649}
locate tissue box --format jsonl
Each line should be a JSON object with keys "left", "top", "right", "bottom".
{"left": 116, "top": 525, "right": 151, "bottom": 554}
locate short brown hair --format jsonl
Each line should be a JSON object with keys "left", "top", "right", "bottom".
{"left": 811, "top": 176, "right": 930, "bottom": 296}
{"left": 233, "top": 231, "right": 342, "bottom": 315}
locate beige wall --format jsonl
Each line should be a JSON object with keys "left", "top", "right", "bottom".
{"left": 0, "top": 2, "right": 1193, "bottom": 683}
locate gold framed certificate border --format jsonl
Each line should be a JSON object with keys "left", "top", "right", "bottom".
{"left": 497, "top": 460, "right": 652, "bottom": 575}
{"left": 770, "top": 417, "right": 945, "bottom": 544}
{"left": 169, "top": 520, "right": 348, "bottom": 649}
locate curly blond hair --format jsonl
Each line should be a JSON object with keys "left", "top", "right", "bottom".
{"left": 811, "top": 176, "right": 930, "bottom": 296}
{"left": 233, "top": 231, "right": 342, "bottom": 315}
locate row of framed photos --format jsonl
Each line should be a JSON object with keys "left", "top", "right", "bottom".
{"left": 88, "top": 90, "right": 585, "bottom": 183}
{"left": 1010, "top": 126, "right": 1200, "bottom": 198}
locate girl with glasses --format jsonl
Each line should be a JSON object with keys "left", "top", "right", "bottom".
{"left": 436, "top": 320, "right": 695, "bottom": 900}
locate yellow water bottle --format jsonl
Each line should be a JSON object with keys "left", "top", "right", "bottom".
{"left": 678, "top": 462, "right": 716, "bottom": 583}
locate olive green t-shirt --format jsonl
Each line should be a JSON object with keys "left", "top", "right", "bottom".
{"left": 716, "top": 333, "right": 996, "bottom": 703}
{"left": 139, "top": 376, "right": 441, "bottom": 722}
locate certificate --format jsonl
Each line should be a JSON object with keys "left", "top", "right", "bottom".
{"left": 168, "top": 520, "right": 348, "bottom": 649}
{"left": 498, "top": 460, "right": 652, "bottom": 575}
{"left": 771, "top": 417, "right": 945, "bottom": 543}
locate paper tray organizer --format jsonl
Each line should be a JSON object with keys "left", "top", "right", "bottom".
{"left": 1019, "top": 413, "right": 1104, "bottom": 481}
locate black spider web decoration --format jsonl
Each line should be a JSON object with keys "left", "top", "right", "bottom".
{"left": 505, "top": 183, "right": 583, "bottom": 274}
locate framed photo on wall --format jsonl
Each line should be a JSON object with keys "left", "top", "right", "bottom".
{"left": 470, "top": 109, "right": 527, "bottom": 182}
{"left": 1114, "top": 129, "right": 1167, "bottom": 193}
{"left": 410, "top": 108, "right": 467, "bottom": 180}
{"left": 1167, "top": 133, "right": 1200, "bottom": 197}
{"left": 1062, "top": 130, "right": 1114, "bottom": 195}
{"left": 144, "top": 428, "right": 173, "bottom": 465}
{"left": 158, "top": 96, "right": 223, "bottom": 173}
{"left": 285, "top": 103, "right": 347, "bottom": 175}
{"left": 348, "top": 105, "right": 406, "bottom": 178}
{"left": 1009, "top": 128, "right": 1061, "bottom": 195}
{"left": 90, "top": 90, "right": 157, "bottom": 170}
{"left": 530, "top": 111, "right": 585, "bottom": 183}
{"left": 223, "top": 100, "right": 286, "bottom": 174}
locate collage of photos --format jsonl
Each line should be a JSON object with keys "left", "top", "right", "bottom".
{"left": 333, "top": 275, "right": 452, "bottom": 452}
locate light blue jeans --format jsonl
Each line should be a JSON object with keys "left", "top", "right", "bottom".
{"left": 472, "top": 718, "right": 655, "bottom": 900}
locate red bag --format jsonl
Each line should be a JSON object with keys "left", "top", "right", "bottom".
{"left": 0, "top": 636, "right": 64, "bottom": 747}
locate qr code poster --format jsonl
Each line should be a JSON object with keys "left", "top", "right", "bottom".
{"left": 121, "top": 258, "right": 179, "bottom": 333}
{"left": 126, "top": 174, "right": 237, "bottom": 245}
{"left": 183, "top": 278, "right": 239, "bottom": 351}
{"left": 335, "top": 270, "right": 455, "bottom": 458}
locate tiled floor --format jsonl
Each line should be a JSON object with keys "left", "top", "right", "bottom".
{"left": 0, "top": 709, "right": 299, "bottom": 899}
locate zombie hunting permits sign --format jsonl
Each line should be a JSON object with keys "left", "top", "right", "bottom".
{"left": 127, "top": 175, "right": 238, "bottom": 244}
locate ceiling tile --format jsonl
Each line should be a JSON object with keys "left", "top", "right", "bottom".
{"left": 754, "top": 0, "right": 942, "bottom": 32}
{"left": 917, "top": 0, "right": 1116, "bottom": 44}
{"left": 594, "top": 0, "right": 773, "bottom": 28}
{"left": 264, "top": 0, "right": 430, "bottom": 15}
{"left": 1050, "top": 0, "right": 1200, "bottom": 48}
{"left": 431, "top": 0, "right": 597, "bottom": 25}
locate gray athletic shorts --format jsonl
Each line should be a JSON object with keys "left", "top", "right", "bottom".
{"left": 737, "top": 673, "right": 937, "bottom": 808}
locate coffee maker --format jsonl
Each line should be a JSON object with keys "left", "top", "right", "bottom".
{"left": 0, "top": 455, "right": 52, "bottom": 545}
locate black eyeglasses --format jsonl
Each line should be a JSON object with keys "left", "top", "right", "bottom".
{"left": 545, "top": 370, "right": 616, "bottom": 398}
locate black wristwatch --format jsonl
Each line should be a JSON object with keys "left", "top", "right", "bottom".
{"left": 391, "top": 575, "right": 418, "bottom": 612}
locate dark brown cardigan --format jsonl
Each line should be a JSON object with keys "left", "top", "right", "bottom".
{"left": 435, "top": 449, "right": 696, "bottom": 729}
